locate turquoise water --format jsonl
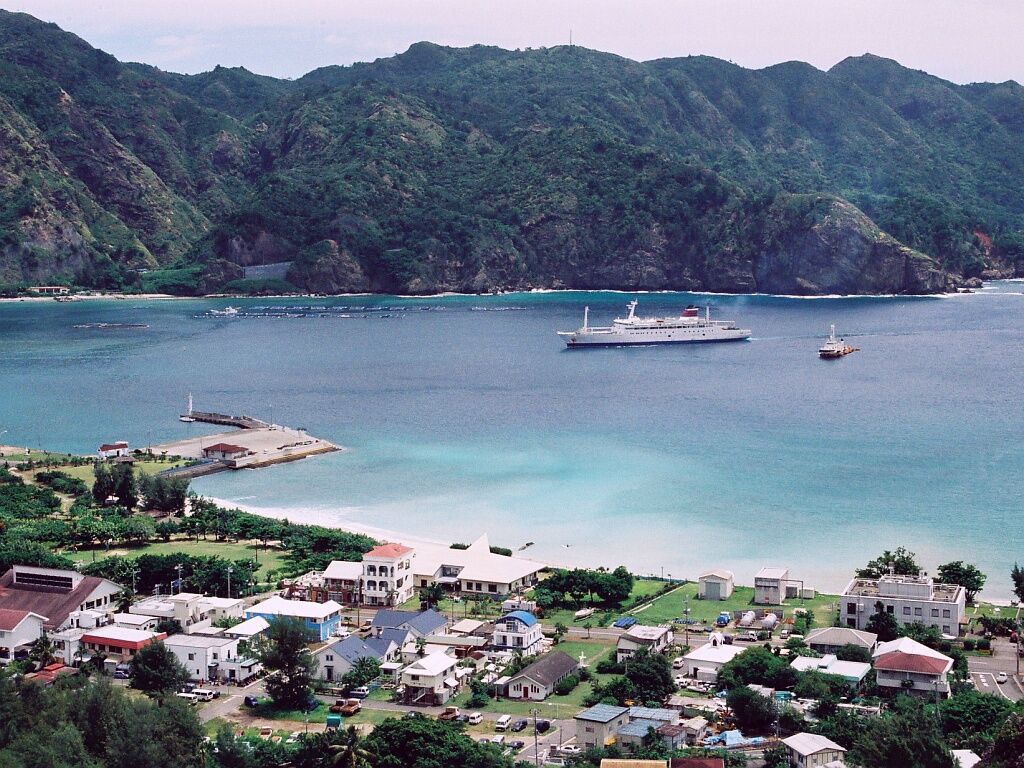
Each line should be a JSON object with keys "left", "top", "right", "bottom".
{"left": 1, "top": 285, "right": 1022, "bottom": 597}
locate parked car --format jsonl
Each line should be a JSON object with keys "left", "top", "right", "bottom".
{"left": 737, "top": 631, "right": 759, "bottom": 642}
{"left": 258, "top": 727, "right": 274, "bottom": 740}
{"left": 996, "top": 672, "right": 1009, "bottom": 684}
{"left": 779, "top": 629, "right": 791, "bottom": 640}
{"left": 511, "top": 719, "right": 528, "bottom": 733}
{"left": 349, "top": 686, "right": 370, "bottom": 699}
{"left": 672, "top": 657, "right": 686, "bottom": 669}
{"left": 467, "top": 712, "right": 483, "bottom": 725}
{"left": 403, "top": 711, "right": 424, "bottom": 720}
{"left": 243, "top": 695, "right": 260, "bottom": 707}
{"left": 438, "top": 706, "right": 461, "bottom": 721}
{"left": 507, "top": 740, "right": 525, "bottom": 750}
{"left": 557, "top": 745, "right": 582, "bottom": 755}
{"left": 722, "top": 634, "right": 734, "bottom": 645}
{"left": 490, "top": 735, "right": 505, "bottom": 746}
{"left": 494, "top": 715, "right": 512, "bottom": 731}
{"left": 673, "top": 675, "right": 687, "bottom": 687}
{"left": 112, "top": 670, "right": 130, "bottom": 680}
{"left": 535, "top": 719, "right": 552, "bottom": 734}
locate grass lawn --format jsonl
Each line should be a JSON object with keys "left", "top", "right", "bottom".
{"left": 622, "top": 583, "right": 840, "bottom": 628}
{"left": 397, "top": 595, "right": 505, "bottom": 621}
{"left": 69, "top": 536, "right": 286, "bottom": 580}
{"left": 56, "top": 458, "right": 185, "bottom": 483}
{"left": 539, "top": 578, "right": 669, "bottom": 628}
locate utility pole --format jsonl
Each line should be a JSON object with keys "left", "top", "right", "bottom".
{"left": 175, "top": 563, "right": 184, "bottom": 595}
{"left": 532, "top": 708, "right": 540, "bottom": 768}
{"left": 226, "top": 565, "right": 233, "bottom": 599}
{"left": 130, "top": 564, "right": 139, "bottom": 596}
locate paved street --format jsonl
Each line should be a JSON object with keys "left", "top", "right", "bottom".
{"left": 968, "top": 638, "right": 1023, "bottom": 701}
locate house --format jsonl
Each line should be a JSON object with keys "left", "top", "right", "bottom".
{"left": 79, "top": 626, "right": 165, "bottom": 662}
{"left": 678, "top": 716, "right": 710, "bottom": 746}
{"left": 315, "top": 634, "right": 399, "bottom": 684}
{"left": 502, "top": 598, "right": 536, "bottom": 614}
{"left": 804, "top": 627, "right": 877, "bottom": 656}
{"left": 164, "top": 633, "right": 261, "bottom": 683}
{"left": 130, "top": 593, "right": 244, "bottom": 634}
{"left": 616, "top": 625, "right": 673, "bottom": 662}
{"left": 617, "top": 719, "right": 664, "bottom": 751}
{"left": 789, "top": 655, "right": 871, "bottom": 686}
{"left": 201, "top": 443, "right": 249, "bottom": 461}
{"left": 450, "top": 618, "right": 486, "bottom": 636}
{"left": 371, "top": 608, "right": 447, "bottom": 639}
{"left": 224, "top": 616, "right": 270, "bottom": 642}
{"left": 0, "top": 565, "right": 122, "bottom": 633}
{"left": 422, "top": 633, "right": 488, "bottom": 658}
{"left": 841, "top": 574, "right": 965, "bottom": 637}
{"left": 504, "top": 650, "right": 578, "bottom": 700}
{"left": 492, "top": 610, "right": 543, "bottom": 655}
{"left": 401, "top": 651, "right": 460, "bottom": 705}
{"left": 0, "top": 609, "right": 47, "bottom": 664}
{"left": 576, "top": 704, "right": 631, "bottom": 749}
{"left": 681, "top": 638, "right": 745, "bottom": 680}
{"left": 871, "top": 636, "right": 954, "bottom": 697}
{"left": 754, "top": 567, "right": 790, "bottom": 605}
{"left": 698, "top": 570, "right": 734, "bottom": 601}
{"left": 111, "top": 613, "right": 160, "bottom": 632}
{"left": 601, "top": 762, "right": 667, "bottom": 768}
{"left": 30, "top": 285, "right": 69, "bottom": 295}
{"left": 323, "top": 560, "right": 363, "bottom": 604}
{"left": 782, "top": 733, "right": 847, "bottom": 768}
{"left": 411, "top": 535, "right": 544, "bottom": 598}
{"left": 362, "top": 543, "right": 416, "bottom": 606}
{"left": 245, "top": 595, "right": 343, "bottom": 642}
{"left": 628, "top": 706, "right": 680, "bottom": 726}
{"left": 97, "top": 441, "right": 130, "bottom": 459}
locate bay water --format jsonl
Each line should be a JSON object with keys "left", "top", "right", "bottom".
{"left": 2, "top": 284, "right": 1022, "bottom": 597}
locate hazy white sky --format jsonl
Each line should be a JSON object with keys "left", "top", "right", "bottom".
{"left": 3, "top": 0, "right": 1022, "bottom": 84}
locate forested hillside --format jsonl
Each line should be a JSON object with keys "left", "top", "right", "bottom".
{"left": 1, "top": 10, "right": 1022, "bottom": 295}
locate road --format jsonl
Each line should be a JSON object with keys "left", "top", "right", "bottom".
{"left": 968, "top": 637, "right": 1023, "bottom": 702}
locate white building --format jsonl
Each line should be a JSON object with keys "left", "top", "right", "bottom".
{"left": 804, "top": 627, "right": 877, "bottom": 656}
{"left": 0, "top": 610, "right": 47, "bottom": 664}
{"left": 315, "top": 634, "right": 400, "bottom": 684}
{"left": 361, "top": 543, "right": 416, "bottom": 606}
{"left": 412, "top": 534, "right": 544, "bottom": 598}
{"left": 782, "top": 733, "right": 847, "bottom": 768}
{"left": 78, "top": 626, "right": 165, "bottom": 662}
{"left": 401, "top": 651, "right": 460, "bottom": 705}
{"left": 681, "top": 635, "right": 745, "bottom": 680}
{"left": 841, "top": 574, "right": 966, "bottom": 637}
{"left": 97, "top": 441, "right": 130, "bottom": 459}
{"left": 164, "top": 633, "right": 261, "bottom": 683}
{"left": 492, "top": 610, "right": 543, "bottom": 656}
{"left": 755, "top": 567, "right": 790, "bottom": 605}
{"left": 323, "top": 560, "right": 363, "bottom": 604}
{"left": 130, "top": 593, "right": 244, "bottom": 634}
{"left": 111, "top": 613, "right": 160, "bottom": 632}
{"left": 698, "top": 569, "right": 735, "bottom": 601}
{"left": 790, "top": 654, "right": 872, "bottom": 686}
{"left": 872, "top": 636, "right": 954, "bottom": 698}
{"left": 224, "top": 616, "right": 270, "bottom": 642}
{"left": 616, "top": 625, "right": 673, "bottom": 662}
{"left": 504, "top": 650, "right": 579, "bottom": 701}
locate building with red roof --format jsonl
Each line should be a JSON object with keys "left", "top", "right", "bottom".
{"left": 79, "top": 626, "right": 166, "bottom": 661}
{"left": 97, "top": 441, "right": 130, "bottom": 459}
{"left": 0, "top": 609, "right": 48, "bottom": 665}
{"left": 202, "top": 443, "right": 250, "bottom": 460}
{"left": 872, "top": 636, "right": 954, "bottom": 697}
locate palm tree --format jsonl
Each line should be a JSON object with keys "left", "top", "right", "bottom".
{"left": 330, "top": 726, "right": 370, "bottom": 768}
{"left": 28, "top": 632, "right": 57, "bottom": 670}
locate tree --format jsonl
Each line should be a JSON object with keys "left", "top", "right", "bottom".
{"left": 28, "top": 631, "right": 57, "bottom": 669}
{"left": 110, "top": 463, "right": 138, "bottom": 512}
{"left": 129, "top": 641, "right": 191, "bottom": 696}
{"left": 553, "top": 622, "right": 568, "bottom": 643}
{"left": 92, "top": 463, "right": 115, "bottom": 505}
{"left": 939, "top": 690, "right": 1015, "bottom": 752}
{"left": 983, "top": 711, "right": 1024, "bottom": 768}
{"left": 865, "top": 601, "right": 899, "bottom": 642}
{"left": 1011, "top": 563, "right": 1024, "bottom": 605}
{"left": 717, "top": 647, "right": 797, "bottom": 691}
{"left": 419, "top": 582, "right": 445, "bottom": 609}
{"left": 154, "top": 520, "right": 180, "bottom": 542}
{"left": 114, "top": 587, "right": 135, "bottom": 613}
{"left": 599, "top": 676, "right": 638, "bottom": 705}
{"left": 330, "top": 726, "right": 371, "bottom": 768}
{"left": 554, "top": 674, "right": 580, "bottom": 695}
{"left": 835, "top": 643, "right": 872, "bottom": 663}
{"left": 726, "top": 686, "right": 776, "bottom": 733}
{"left": 623, "top": 648, "right": 675, "bottom": 703}
{"left": 856, "top": 547, "right": 921, "bottom": 579}
{"left": 341, "top": 657, "right": 381, "bottom": 691}
{"left": 849, "top": 704, "right": 957, "bottom": 768}
{"left": 583, "top": 621, "right": 593, "bottom": 639}
{"left": 155, "top": 618, "right": 183, "bottom": 636}
{"left": 936, "top": 561, "right": 986, "bottom": 603}
{"left": 254, "top": 617, "right": 317, "bottom": 709}
{"left": 467, "top": 678, "right": 490, "bottom": 708}
{"left": 361, "top": 717, "right": 515, "bottom": 768}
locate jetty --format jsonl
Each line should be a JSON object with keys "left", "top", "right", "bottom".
{"left": 155, "top": 403, "right": 338, "bottom": 478}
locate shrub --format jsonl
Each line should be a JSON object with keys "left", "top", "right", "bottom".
{"left": 977, "top": 638, "right": 991, "bottom": 651}
{"left": 554, "top": 674, "right": 580, "bottom": 695}
{"left": 962, "top": 638, "right": 976, "bottom": 652}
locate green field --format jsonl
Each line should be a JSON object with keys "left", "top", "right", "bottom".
{"left": 620, "top": 583, "right": 840, "bottom": 629}
{"left": 71, "top": 537, "right": 287, "bottom": 580}
{"left": 57, "top": 458, "right": 186, "bottom": 483}
{"left": 538, "top": 578, "right": 669, "bottom": 628}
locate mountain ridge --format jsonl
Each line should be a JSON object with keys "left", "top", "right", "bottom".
{"left": 0, "top": 12, "right": 1021, "bottom": 296}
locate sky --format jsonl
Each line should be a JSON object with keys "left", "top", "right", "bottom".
{"left": 2, "top": 0, "right": 1022, "bottom": 84}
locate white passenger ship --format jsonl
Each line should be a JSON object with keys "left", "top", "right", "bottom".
{"left": 557, "top": 300, "right": 751, "bottom": 348}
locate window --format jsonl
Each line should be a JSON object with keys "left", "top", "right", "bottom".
{"left": 914, "top": 607, "right": 922, "bottom": 616}
{"left": 212, "top": 652, "right": 218, "bottom": 660}
{"left": 847, "top": 602, "right": 857, "bottom": 615}
{"left": 931, "top": 609, "right": 939, "bottom": 617}
{"left": 488, "top": 584, "right": 498, "bottom": 593}
{"left": 942, "top": 609, "right": 950, "bottom": 618}
{"left": 943, "top": 625, "right": 951, "bottom": 634}
{"left": 903, "top": 607, "right": 911, "bottom": 615}
{"left": 326, "top": 654, "right": 333, "bottom": 662}
{"left": 188, "top": 653, "right": 195, "bottom": 661}
{"left": 886, "top": 606, "right": 894, "bottom": 614}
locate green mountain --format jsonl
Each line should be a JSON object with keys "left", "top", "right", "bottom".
{"left": 1, "top": 11, "right": 1022, "bottom": 296}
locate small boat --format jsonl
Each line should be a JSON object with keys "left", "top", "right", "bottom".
{"left": 819, "top": 325, "right": 858, "bottom": 359}
{"left": 210, "top": 306, "right": 239, "bottom": 316}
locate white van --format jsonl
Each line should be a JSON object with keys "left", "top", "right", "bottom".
{"left": 467, "top": 712, "right": 483, "bottom": 725}
{"left": 176, "top": 692, "right": 198, "bottom": 704}
{"left": 494, "top": 715, "right": 512, "bottom": 731}
{"left": 192, "top": 689, "right": 216, "bottom": 702}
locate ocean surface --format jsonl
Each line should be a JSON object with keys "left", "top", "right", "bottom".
{"left": 2, "top": 284, "right": 1022, "bottom": 597}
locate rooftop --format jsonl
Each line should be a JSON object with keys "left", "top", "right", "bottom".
{"left": 225, "top": 616, "right": 270, "bottom": 637}
{"left": 874, "top": 650, "right": 952, "bottom": 675}
{"left": 404, "top": 651, "right": 458, "bottom": 676}
{"left": 843, "top": 574, "right": 963, "bottom": 603}
{"left": 509, "top": 650, "right": 578, "bottom": 687}
{"left": 684, "top": 643, "right": 745, "bottom": 664}
{"left": 0, "top": 608, "right": 45, "bottom": 631}
{"left": 873, "top": 636, "right": 954, "bottom": 661}
{"left": 623, "top": 624, "right": 671, "bottom": 642}
{"left": 618, "top": 719, "right": 662, "bottom": 738}
{"left": 324, "top": 560, "right": 363, "bottom": 580}
{"left": 500, "top": 610, "right": 538, "bottom": 627}
{"left": 576, "top": 703, "right": 630, "bottom": 723}
{"left": 755, "top": 567, "right": 789, "bottom": 580}
{"left": 805, "top": 626, "right": 878, "bottom": 649}
{"left": 164, "top": 634, "right": 238, "bottom": 648}
{"left": 628, "top": 706, "right": 677, "bottom": 722}
{"left": 110, "top": 613, "right": 156, "bottom": 626}
{"left": 413, "top": 534, "right": 544, "bottom": 585}
{"left": 782, "top": 732, "right": 847, "bottom": 757}
{"left": 0, "top": 567, "right": 115, "bottom": 631}
{"left": 81, "top": 626, "right": 163, "bottom": 645}
{"left": 246, "top": 595, "right": 342, "bottom": 620}
{"left": 372, "top": 608, "right": 446, "bottom": 635}
{"left": 366, "top": 543, "right": 413, "bottom": 559}
{"left": 698, "top": 569, "right": 734, "bottom": 581}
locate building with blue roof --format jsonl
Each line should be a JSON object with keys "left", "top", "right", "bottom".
{"left": 616, "top": 719, "right": 663, "bottom": 750}
{"left": 370, "top": 608, "right": 447, "bottom": 638}
{"left": 575, "top": 704, "right": 630, "bottom": 750}
{"left": 491, "top": 610, "right": 542, "bottom": 655}
{"left": 313, "top": 633, "right": 401, "bottom": 683}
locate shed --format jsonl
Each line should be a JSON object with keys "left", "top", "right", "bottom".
{"left": 697, "top": 570, "right": 735, "bottom": 601}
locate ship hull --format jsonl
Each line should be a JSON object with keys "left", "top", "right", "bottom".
{"left": 559, "top": 329, "right": 751, "bottom": 348}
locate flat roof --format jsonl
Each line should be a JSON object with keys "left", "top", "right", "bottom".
{"left": 324, "top": 560, "right": 363, "bottom": 580}
{"left": 576, "top": 703, "right": 630, "bottom": 723}
{"left": 247, "top": 595, "right": 342, "bottom": 620}
{"left": 755, "top": 567, "right": 789, "bottom": 580}
{"left": 81, "top": 626, "right": 162, "bottom": 644}
{"left": 164, "top": 633, "right": 238, "bottom": 648}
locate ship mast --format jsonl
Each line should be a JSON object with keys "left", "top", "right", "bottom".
{"left": 583, "top": 306, "right": 589, "bottom": 329}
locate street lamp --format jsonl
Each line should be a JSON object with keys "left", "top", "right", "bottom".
{"left": 174, "top": 563, "right": 184, "bottom": 594}
{"left": 531, "top": 708, "right": 541, "bottom": 768}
